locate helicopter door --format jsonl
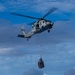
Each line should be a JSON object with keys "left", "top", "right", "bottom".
{"left": 36, "top": 24, "right": 39, "bottom": 29}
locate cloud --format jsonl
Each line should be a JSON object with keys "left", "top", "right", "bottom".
{"left": 0, "top": 47, "right": 25, "bottom": 56}
{"left": 24, "top": 68, "right": 44, "bottom": 75}
{"left": 0, "top": 19, "right": 10, "bottom": 26}
{"left": 0, "top": 0, "right": 35, "bottom": 12}
{"left": 32, "top": 1, "right": 75, "bottom": 13}
{"left": 64, "top": 68, "right": 75, "bottom": 75}
{"left": 44, "top": 73, "right": 48, "bottom": 75}
{"left": 0, "top": 23, "right": 29, "bottom": 47}
{"left": 0, "top": 47, "right": 12, "bottom": 54}
{"left": 1, "top": 0, "right": 75, "bottom": 13}
{"left": 0, "top": 4, "right": 6, "bottom": 12}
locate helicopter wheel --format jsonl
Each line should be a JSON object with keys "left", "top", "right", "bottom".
{"left": 48, "top": 29, "right": 50, "bottom": 33}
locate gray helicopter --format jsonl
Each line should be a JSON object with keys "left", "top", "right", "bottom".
{"left": 11, "top": 8, "right": 57, "bottom": 41}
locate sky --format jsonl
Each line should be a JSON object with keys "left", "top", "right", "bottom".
{"left": 0, "top": 0, "right": 75, "bottom": 75}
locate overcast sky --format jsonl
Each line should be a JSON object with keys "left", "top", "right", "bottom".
{"left": 0, "top": 0, "right": 75, "bottom": 75}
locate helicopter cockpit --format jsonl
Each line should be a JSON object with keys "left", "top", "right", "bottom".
{"left": 36, "top": 21, "right": 39, "bottom": 29}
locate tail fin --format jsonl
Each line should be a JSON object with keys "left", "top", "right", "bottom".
{"left": 20, "top": 26, "right": 34, "bottom": 41}
{"left": 21, "top": 26, "right": 28, "bottom": 38}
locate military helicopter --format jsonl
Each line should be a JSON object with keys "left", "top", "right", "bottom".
{"left": 11, "top": 7, "right": 57, "bottom": 41}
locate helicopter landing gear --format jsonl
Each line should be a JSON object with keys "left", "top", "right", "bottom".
{"left": 48, "top": 29, "right": 50, "bottom": 33}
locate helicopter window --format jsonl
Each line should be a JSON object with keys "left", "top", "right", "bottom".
{"left": 36, "top": 24, "right": 39, "bottom": 29}
{"left": 43, "top": 21, "right": 44, "bottom": 23}
{"left": 36, "top": 24, "right": 39, "bottom": 27}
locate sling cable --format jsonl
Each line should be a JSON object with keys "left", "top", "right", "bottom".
{"left": 38, "top": 34, "right": 45, "bottom": 69}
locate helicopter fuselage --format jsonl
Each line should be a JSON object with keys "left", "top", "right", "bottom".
{"left": 18, "top": 19, "right": 54, "bottom": 41}
{"left": 31, "top": 19, "right": 53, "bottom": 34}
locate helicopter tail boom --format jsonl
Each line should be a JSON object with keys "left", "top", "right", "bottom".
{"left": 21, "top": 28, "right": 30, "bottom": 38}
{"left": 20, "top": 26, "right": 34, "bottom": 41}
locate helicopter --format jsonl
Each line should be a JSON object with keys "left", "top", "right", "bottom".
{"left": 11, "top": 7, "right": 57, "bottom": 41}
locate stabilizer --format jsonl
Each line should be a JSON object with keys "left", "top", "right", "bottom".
{"left": 17, "top": 34, "right": 24, "bottom": 38}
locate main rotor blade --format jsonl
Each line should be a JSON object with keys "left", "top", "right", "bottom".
{"left": 43, "top": 7, "right": 57, "bottom": 19}
{"left": 11, "top": 13, "right": 40, "bottom": 19}
{"left": 57, "top": 19, "right": 70, "bottom": 21}
{"left": 28, "top": 21, "right": 35, "bottom": 25}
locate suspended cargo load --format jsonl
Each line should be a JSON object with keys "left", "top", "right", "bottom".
{"left": 38, "top": 58, "right": 45, "bottom": 69}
